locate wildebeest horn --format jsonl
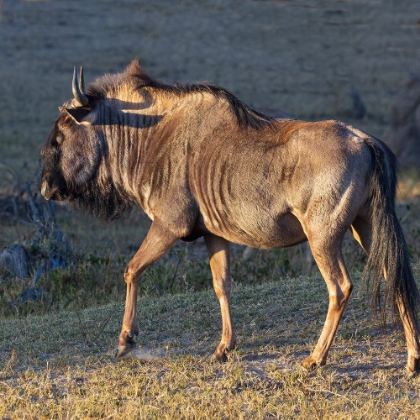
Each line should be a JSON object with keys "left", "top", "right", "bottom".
{"left": 72, "top": 67, "right": 89, "bottom": 107}
{"left": 79, "top": 66, "right": 85, "bottom": 93}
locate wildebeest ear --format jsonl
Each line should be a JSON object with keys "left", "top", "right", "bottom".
{"left": 64, "top": 106, "right": 92, "bottom": 124}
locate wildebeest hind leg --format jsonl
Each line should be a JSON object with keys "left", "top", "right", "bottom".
{"left": 116, "top": 221, "right": 178, "bottom": 358}
{"left": 302, "top": 232, "right": 353, "bottom": 370}
{"left": 204, "top": 235, "right": 236, "bottom": 361}
{"left": 351, "top": 216, "right": 420, "bottom": 377}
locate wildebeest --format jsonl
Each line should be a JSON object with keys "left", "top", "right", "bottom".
{"left": 40, "top": 61, "right": 420, "bottom": 375}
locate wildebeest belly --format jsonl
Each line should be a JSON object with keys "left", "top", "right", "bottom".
{"left": 201, "top": 206, "right": 307, "bottom": 249}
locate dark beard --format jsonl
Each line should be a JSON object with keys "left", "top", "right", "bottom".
{"left": 68, "top": 181, "right": 134, "bottom": 221}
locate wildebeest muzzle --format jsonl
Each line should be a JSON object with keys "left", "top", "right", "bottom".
{"left": 40, "top": 174, "right": 67, "bottom": 201}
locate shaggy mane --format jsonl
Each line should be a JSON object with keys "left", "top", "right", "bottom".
{"left": 89, "top": 60, "right": 275, "bottom": 130}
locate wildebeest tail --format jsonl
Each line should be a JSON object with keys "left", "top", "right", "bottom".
{"left": 364, "top": 138, "right": 420, "bottom": 325}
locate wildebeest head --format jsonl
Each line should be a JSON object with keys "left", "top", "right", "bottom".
{"left": 40, "top": 67, "right": 133, "bottom": 220}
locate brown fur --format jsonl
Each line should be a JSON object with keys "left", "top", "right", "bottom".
{"left": 40, "top": 62, "right": 420, "bottom": 374}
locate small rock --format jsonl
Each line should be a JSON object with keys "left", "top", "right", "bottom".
{"left": 0, "top": 244, "right": 29, "bottom": 279}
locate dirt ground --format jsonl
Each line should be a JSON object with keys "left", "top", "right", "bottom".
{"left": 1, "top": 0, "right": 420, "bottom": 248}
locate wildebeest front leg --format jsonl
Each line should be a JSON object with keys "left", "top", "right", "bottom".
{"left": 204, "top": 235, "right": 236, "bottom": 361}
{"left": 116, "top": 221, "right": 178, "bottom": 358}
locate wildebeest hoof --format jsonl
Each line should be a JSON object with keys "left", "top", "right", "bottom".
{"left": 301, "top": 355, "right": 325, "bottom": 371}
{"left": 406, "top": 369, "right": 418, "bottom": 379}
{"left": 405, "top": 358, "right": 420, "bottom": 379}
{"left": 214, "top": 343, "right": 236, "bottom": 362}
{"left": 115, "top": 342, "right": 136, "bottom": 359}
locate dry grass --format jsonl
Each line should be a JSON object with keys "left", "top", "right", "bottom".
{"left": 1, "top": 277, "right": 420, "bottom": 419}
